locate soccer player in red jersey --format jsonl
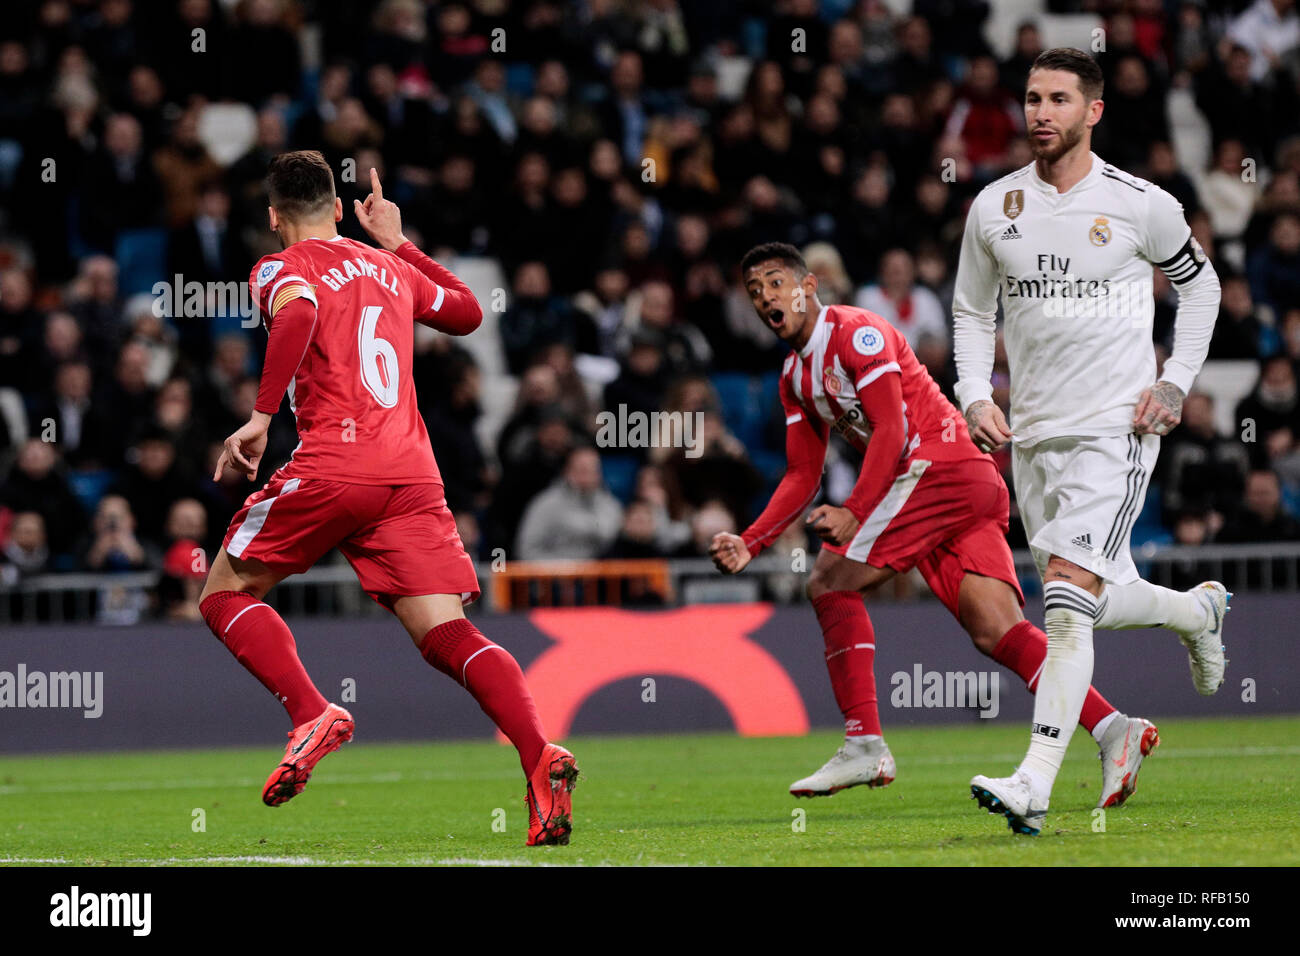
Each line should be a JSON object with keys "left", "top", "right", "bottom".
{"left": 199, "top": 153, "right": 577, "bottom": 846}
{"left": 710, "top": 243, "right": 1157, "bottom": 809}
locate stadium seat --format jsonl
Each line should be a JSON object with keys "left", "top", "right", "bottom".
{"left": 711, "top": 372, "right": 765, "bottom": 450}
{"left": 66, "top": 469, "right": 115, "bottom": 516}
{"left": 113, "top": 229, "right": 169, "bottom": 296}
{"left": 1196, "top": 359, "right": 1261, "bottom": 436}
{"left": 197, "top": 103, "right": 257, "bottom": 167}
{"left": 0, "top": 387, "right": 28, "bottom": 444}
{"left": 601, "top": 453, "right": 641, "bottom": 503}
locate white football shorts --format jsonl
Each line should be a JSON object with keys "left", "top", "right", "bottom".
{"left": 1012, "top": 433, "right": 1160, "bottom": 585}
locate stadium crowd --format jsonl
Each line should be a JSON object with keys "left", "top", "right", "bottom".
{"left": 2, "top": 0, "right": 1300, "bottom": 618}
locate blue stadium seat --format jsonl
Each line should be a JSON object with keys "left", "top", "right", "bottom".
{"left": 66, "top": 468, "right": 115, "bottom": 516}
{"left": 114, "top": 228, "right": 169, "bottom": 295}
{"left": 601, "top": 453, "right": 640, "bottom": 504}
{"left": 505, "top": 62, "right": 535, "bottom": 97}
{"left": 1131, "top": 483, "right": 1167, "bottom": 550}
{"left": 711, "top": 372, "right": 765, "bottom": 450}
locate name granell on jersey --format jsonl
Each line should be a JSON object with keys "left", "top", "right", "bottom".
{"left": 315, "top": 256, "right": 401, "bottom": 294}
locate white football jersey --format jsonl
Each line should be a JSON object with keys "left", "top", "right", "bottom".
{"left": 952, "top": 152, "right": 1208, "bottom": 447}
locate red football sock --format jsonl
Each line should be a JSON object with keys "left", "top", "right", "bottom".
{"left": 420, "top": 618, "right": 547, "bottom": 773}
{"left": 811, "top": 591, "right": 881, "bottom": 736}
{"left": 199, "top": 590, "right": 328, "bottom": 726}
{"left": 991, "top": 620, "right": 1115, "bottom": 732}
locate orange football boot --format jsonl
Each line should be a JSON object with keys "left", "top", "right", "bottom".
{"left": 524, "top": 743, "right": 579, "bottom": 846}
{"left": 262, "top": 703, "right": 355, "bottom": 806}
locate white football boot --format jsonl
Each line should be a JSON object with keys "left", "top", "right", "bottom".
{"left": 970, "top": 769, "right": 1048, "bottom": 835}
{"left": 789, "top": 735, "right": 896, "bottom": 797}
{"left": 1096, "top": 715, "right": 1160, "bottom": 808}
{"left": 1179, "top": 582, "right": 1230, "bottom": 696}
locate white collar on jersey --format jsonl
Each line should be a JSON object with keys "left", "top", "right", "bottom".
{"left": 1028, "top": 150, "right": 1102, "bottom": 197}
{"left": 799, "top": 305, "right": 830, "bottom": 358}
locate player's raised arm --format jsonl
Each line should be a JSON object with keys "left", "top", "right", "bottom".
{"left": 951, "top": 198, "right": 1013, "bottom": 452}
{"left": 353, "top": 166, "right": 482, "bottom": 334}
{"left": 1132, "top": 188, "right": 1221, "bottom": 436}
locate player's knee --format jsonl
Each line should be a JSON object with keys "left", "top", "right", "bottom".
{"left": 1045, "top": 555, "right": 1102, "bottom": 595}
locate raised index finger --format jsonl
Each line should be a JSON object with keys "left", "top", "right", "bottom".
{"left": 369, "top": 167, "right": 383, "bottom": 199}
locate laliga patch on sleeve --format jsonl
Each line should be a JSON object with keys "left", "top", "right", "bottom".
{"left": 256, "top": 260, "right": 285, "bottom": 288}
{"left": 852, "top": 326, "right": 885, "bottom": 356}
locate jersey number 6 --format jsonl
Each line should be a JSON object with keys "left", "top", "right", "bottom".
{"left": 358, "top": 304, "right": 399, "bottom": 408}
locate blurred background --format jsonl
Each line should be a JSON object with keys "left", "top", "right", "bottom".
{"left": 1, "top": 0, "right": 1299, "bottom": 625}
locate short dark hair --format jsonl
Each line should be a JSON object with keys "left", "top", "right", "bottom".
{"left": 266, "top": 150, "right": 336, "bottom": 221}
{"left": 1030, "top": 48, "right": 1104, "bottom": 101}
{"left": 741, "top": 242, "right": 808, "bottom": 278}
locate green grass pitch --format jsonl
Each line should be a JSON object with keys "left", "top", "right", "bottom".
{"left": 1, "top": 715, "right": 1296, "bottom": 866}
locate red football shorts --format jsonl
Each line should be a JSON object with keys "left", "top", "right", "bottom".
{"left": 222, "top": 476, "right": 480, "bottom": 607}
{"left": 824, "top": 455, "right": 1023, "bottom": 615}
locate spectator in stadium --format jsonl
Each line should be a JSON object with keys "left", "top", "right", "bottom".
{"left": 1093, "top": 54, "right": 1168, "bottom": 172}
{"left": 29, "top": 360, "right": 106, "bottom": 468}
{"left": 168, "top": 181, "right": 242, "bottom": 287}
{"left": 422, "top": 351, "right": 493, "bottom": 514}
{"left": 0, "top": 267, "right": 43, "bottom": 395}
{"left": 1220, "top": 469, "right": 1300, "bottom": 542}
{"left": 943, "top": 55, "right": 1022, "bottom": 175}
{"left": 224, "top": 0, "right": 301, "bottom": 104}
{"left": 36, "top": 311, "right": 89, "bottom": 385}
{"left": 1158, "top": 391, "right": 1252, "bottom": 521}
{"left": 66, "top": 255, "right": 126, "bottom": 363}
{"left": 621, "top": 279, "right": 711, "bottom": 374}
{"left": 677, "top": 497, "right": 737, "bottom": 559}
{"left": 78, "top": 112, "right": 160, "bottom": 253}
{"left": 1144, "top": 141, "right": 1200, "bottom": 218}
{"left": 1167, "top": 509, "right": 1224, "bottom": 592}
{"left": 153, "top": 107, "right": 223, "bottom": 229}
{"left": 516, "top": 444, "right": 623, "bottom": 560}
{"left": 604, "top": 329, "right": 671, "bottom": 431}
{"left": 157, "top": 497, "right": 208, "bottom": 621}
{"left": 0, "top": 439, "right": 85, "bottom": 561}
{"left": 500, "top": 261, "right": 579, "bottom": 375}
{"left": 1238, "top": 355, "right": 1300, "bottom": 471}
{"left": 1248, "top": 212, "right": 1300, "bottom": 317}
{"left": 81, "top": 494, "right": 148, "bottom": 573}
{"left": 601, "top": 49, "right": 652, "bottom": 166}
{"left": 573, "top": 263, "right": 632, "bottom": 359}
{"left": 854, "top": 248, "right": 949, "bottom": 352}
{"left": 1201, "top": 139, "right": 1259, "bottom": 250}
{"left": 602, "top": 498, "right": 667, "bottom": 560}
{"left": 1210, "top": 273, "right": 1268, "bottom": 359}
{"left": 1225, "top": 0, "right": 1300, "bottom": 83}
{"left": 489, "top": 403, "right": 583, "bottom": 552}
{"left": 109, "top": 430, "right": 192, "bottom": 551}
{"left": 0, "top": 511, "right": 50, "bottom": 582}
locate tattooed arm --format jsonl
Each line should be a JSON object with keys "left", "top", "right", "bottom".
{"left": 1133, "top": 380, "right": 1185, "bottom": 436}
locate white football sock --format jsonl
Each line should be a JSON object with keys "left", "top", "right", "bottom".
{"left": 1094, "top": 580, "right": 1208, "bottom": 635}
{"left": 1090, "top": 709, "right": 1121, "bottom": 743}
{"left": 1020, "top": 581, "right": 1097, "bottom": 798}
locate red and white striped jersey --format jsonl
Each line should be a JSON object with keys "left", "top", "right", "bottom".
{"left": 778, "top": 304, "right": 972, "bottom": 464}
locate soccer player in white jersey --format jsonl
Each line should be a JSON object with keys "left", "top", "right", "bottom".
{"left": 951, "top": 48, "right": 1230, "bottom": 834}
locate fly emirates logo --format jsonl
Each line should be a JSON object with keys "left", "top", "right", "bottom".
{"left": 317, "top": 257, "right": 401, "bottom": 294}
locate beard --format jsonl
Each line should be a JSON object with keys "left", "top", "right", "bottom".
{"left": 1029, "top": 118, "right": 1086, "bottom": 162}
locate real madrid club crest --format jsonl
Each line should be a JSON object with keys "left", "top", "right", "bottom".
{"left": 1003, "top": 189, "right": 1024, "bottom": 220}
{"left": 823, "top": 368, "right": 842, "bottom": 395}
{"left": 1089, "top": 216, "right": 1112, "bottom": 247}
